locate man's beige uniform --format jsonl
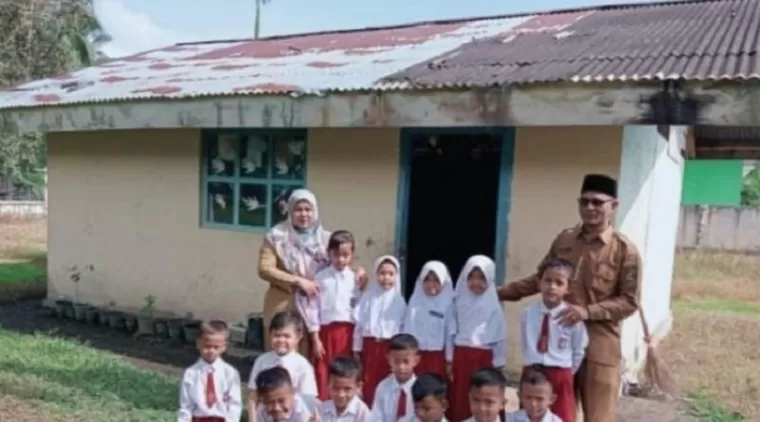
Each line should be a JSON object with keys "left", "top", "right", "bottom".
{"left": 498, "top": 225, "right": 641, "bottom": 422}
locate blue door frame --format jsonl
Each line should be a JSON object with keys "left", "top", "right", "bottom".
{"left": 393, "top": 127, "right": 516, "bottom": 287}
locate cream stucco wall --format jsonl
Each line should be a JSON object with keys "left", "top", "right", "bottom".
{"left": 46, "top": 128, "right": 399, "bottom": 323}
{"left": 47, "top": 126, "right": 621, "bottom": 369}
{"left": 503, "top": 126, "right": 622, "bottom": 370}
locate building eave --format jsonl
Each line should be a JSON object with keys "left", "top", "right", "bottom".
{"left": 0, "top": 81, "right": 752, "bottom": 133}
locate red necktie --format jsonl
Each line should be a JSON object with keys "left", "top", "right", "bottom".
{"left": 206, "top": 370, "right": 217, "bottom": 408}
{"left": 396, "top": 389, "right": 407, "bottom": 418}
{"left": 537, "top": 312, "right": 550, "bottom": 353}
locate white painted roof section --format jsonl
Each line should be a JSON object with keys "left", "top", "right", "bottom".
{"left": 0, "top": 16, "right": 531, "bottom": 110}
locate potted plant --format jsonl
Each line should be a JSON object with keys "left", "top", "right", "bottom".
{"left": 54, "top": 297, "right": 73, "bottom": 319}
{"left": 153, "top": 318, "right": 168, "bottom": 337}
{"left": 84, "top": 306, "right": 100, "bottom": 324}
{"left": 123, "top": 312, "right": 137, "bottom": 333}
{"left": 102, "top": 302, "right": 125, "bottom": 329}
{"left": 68, "top": 264, "right": 94, "bottom": 322}
{"left": 246, "top": 312, "right": 265, "bottom": 350}
{"left": 182, "top": 312, "right": 202, "bottom": 343}
{"left": 166, "top": 317, "right": 184, "bottom": 342}
{"left": 136, "top": 295, "right": 156, "bottom": 336}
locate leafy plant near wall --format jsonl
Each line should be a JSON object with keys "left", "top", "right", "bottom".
{"left": 741, "top": 163, "right": 760, "bottom": 206}
{"left": 67, "top": 264, "right": 94, "bottom": 303}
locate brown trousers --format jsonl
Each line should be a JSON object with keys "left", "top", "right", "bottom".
{"left": 574, "top": 360, "right": 621, "bottom": 422}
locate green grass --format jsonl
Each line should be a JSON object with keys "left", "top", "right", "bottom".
{"left": 0, "top": 261, "right": 46, "bottom": 285}
{"left": 0, "top": 328, "right": 178, "bottom": 421}
{"left": 688, "top": 390, "right": 747, "bottom": 422}
{"left": 675, "top": 299, "right": 760, "bottom": 316}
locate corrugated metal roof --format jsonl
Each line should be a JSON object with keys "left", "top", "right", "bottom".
{"left": 0, "top": 0, "right": 757, "bottom": 110}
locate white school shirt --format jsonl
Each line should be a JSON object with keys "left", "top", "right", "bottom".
{"left": 520, "top": 301, "right": 588, "bottom": 372}
{"left": 461, "top": 417, "right": 500, "bottom": 422}
{"left": 403, "top": 304, "right": 456, "bottom": 360}
{"left": 370, "top": 374, "right": 416, "bottom": 422}
{"left": 177, "top": 358, "right": 242, "bottom": 422}
{"left": 401, "top": 416, "right": 449, "bottom": 422}
{"left": 506, "top": 409, "right": 563, "bottom": 422}
{"left": 247, "top": 351, "right": 318, "bottom": 398}
{"left": 256, "top": 393, "right": 320, "bottom": 422}
{"left": 318, "top": 395, "right": 371, "bottom": 421}
{"left": 297, "top": 266, "right": 357, "bottom": 333}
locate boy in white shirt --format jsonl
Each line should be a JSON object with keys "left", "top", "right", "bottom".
{"left": 177, "top": 320, "right": 242, "bottom": 422}
{"left": 371, "top": 333, "right": 420, "bottom": 422}
{"left": 507, "top": 370, "right": 562, "bottom": 422}
{"left": 254, "top": 366, "right": 319, "bottom": 422}
{"left": 317, "top": 356, "right": 371, "bottom": 421}
{"left": 463, "top": 368, "right": 508, "bottom": 422}
{"left": 406, "top": 373, "right": 449, "bottom": 422}
{"left": 519, "top": 258, "right": 588, "bottom": 422}
{"left": 247, "top": 311, "right": 318, "bottom": 421}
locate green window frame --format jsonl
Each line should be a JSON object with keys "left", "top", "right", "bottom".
{"left": 201, "top": 129, "right": 308, "bottom": 231}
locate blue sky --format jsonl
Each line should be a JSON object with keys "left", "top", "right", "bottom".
{"left": 94, "top": 0, "right": 651, "bottom": 57}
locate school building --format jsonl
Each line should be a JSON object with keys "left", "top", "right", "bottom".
{"left": 0, "top": 0, "right": 754, "bottom": 381}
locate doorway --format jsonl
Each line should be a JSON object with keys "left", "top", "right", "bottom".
{"left": 396, "top": 128, "right": 514, "bottom": 299}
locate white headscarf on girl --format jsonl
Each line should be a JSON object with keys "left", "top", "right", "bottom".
{"left": 264, "top": 189, "right": 330, "bottom": 278}
{"left": 453, "top": 255, "right": 507, "bottom": 345}
{"left": 353, "top": 255, "right": 407, "bottom": 338}
{"left": 403, "top": 261, "right": 454, "bottom": 338}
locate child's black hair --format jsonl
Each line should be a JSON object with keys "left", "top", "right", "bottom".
{"left": 255, "top": 366, "right": 293, "bottom": 394}
{"left": 328, "top": 356, "right": 362, "bottom": 381}
{"left": 520, "top": 367, "right": 554, "bottom": 392}
{"left": 540, "top": 258, "right": 574, "bottom": 277}
{"left": 388, "top": 333, "right": 419, "bottom": 352}
{"left": 411, "top": 373, "right": 448, "bottom": 402}
{"left": 269, "top": 310, "right": 304, "bottom": 334}
{"left": 328, "top": 230, "right": 355, "bottom": 251}
{"left": 469, "top": 367, "right": 508, "bottom": 390}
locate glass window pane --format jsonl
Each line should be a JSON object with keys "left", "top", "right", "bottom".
{"left": 239, "top": 184, "right": 267, "bottom": 227}
{"left": 206, "top": 133, "right": 238, "bottom": 177}
{"left": 239, "top": 135, "right": 269, "bottom": 179}
{"left": 272, "top": 135, "right": 306, "bottom": 180}
{"left": 207, "top": 182, "right": 234, "bottom": 224}
{"left": 270, "top": 185, "right": 304, "bottom": 226}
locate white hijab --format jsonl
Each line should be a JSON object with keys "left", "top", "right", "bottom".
{"left": 354, "top": 255, "right": 407, "bottom": 338}
{"left": 264, "top": 189, "right": 330, "bottom": 278}
{"left": 403, "top": 261, "right": 454, "bottom": 333}
{"left": 453, "top": 255, "right": 507, "bottom": 345}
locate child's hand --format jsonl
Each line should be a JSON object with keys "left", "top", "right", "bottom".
{"left": 446, "top": 363, "right": 453, "bottom": 380}
{"left": 355, "top": 267, "right": 368, "bottom": 291}
{"left": 313, "top": 338, "right": 326, "bottom": 360}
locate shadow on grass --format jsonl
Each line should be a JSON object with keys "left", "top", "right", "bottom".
{"left": 0, "top": 302, "right": 254, "bottom": 383}
{"left": 0, "top": 330, "right": 177, "bottom": 416}
{"left": 687, "top": 389, "right": 746, "bottom": 422}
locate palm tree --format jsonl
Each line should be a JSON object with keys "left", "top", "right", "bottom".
{"left": 254, "top": 0, "right": 271, "bottom": 39}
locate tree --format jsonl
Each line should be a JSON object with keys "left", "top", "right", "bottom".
{"left": 741, "top": 163, "right": 760, "bottom": 206}
{"left": 254, "top": 0, "right": 271, "bottom": 39}
{"left": 0, "top": 0, "right": 107, "bottom": 198}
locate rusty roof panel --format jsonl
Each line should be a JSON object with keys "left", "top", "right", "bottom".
{"left": 0, "top": 0, "right": 759, "bottom": 110}
{"left": 385, "top": 0, "right": 760, "bottom": 86}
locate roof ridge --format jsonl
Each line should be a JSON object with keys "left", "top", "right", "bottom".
{"left": 174, "top": 0, "right": 733, "bottom": 48}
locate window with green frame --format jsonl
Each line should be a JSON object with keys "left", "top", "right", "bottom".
{"left": 201, "top": 129, "right": 307, "bottom": 230}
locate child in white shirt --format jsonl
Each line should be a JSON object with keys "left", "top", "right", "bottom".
{"left": 520, "top": 258, "right": 587, "bottom": 422}
{"left": 371, "top": 333, "right": 419, "bottom": 422}
{"left": 450, "top": 255, "right": 508, "bottom": 422}
{"left": 352, "top": 255, "right": 407, "bottom": 404}
{"left": 177, "top": 320, "right": 242, "bottom": 422}
{"left": 406, "top": 372, "right": 449, "bottom": 422}
{"left": 402, "top": 260, "right": 455, "bottom": 380}
{"left": 507, "top": 370, "right": 562, "bottom": 422}
{"left": 462, "top": 368, "right": 508, "bottom": 422}
{"left": 247, "top": 311, "right": 318, "bottom": 421}
{"left": 297, "top": 230, "right": 359, "bottom": 400}
{"left": 317, "top": 356, "right": 371, "bottom": 421}
{"left": 254, "top": 366, "right": 320, "bottom": 422}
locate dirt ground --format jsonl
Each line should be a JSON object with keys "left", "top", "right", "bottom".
{"left": 0, "top": 300, "right": 696, "bottom": 422}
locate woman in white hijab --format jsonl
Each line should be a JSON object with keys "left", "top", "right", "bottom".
{"left": 259, "top": 189, "right": 366, "bottom": 353}
{"left": 450, "top": 255, "right": 508, "bottom": 422}
{"left": 402, "top": 260, "right": 455, "bottom": 379}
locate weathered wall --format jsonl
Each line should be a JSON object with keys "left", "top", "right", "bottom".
{"left": 46, "top": 128, "right": 399, "bottom": 322}
{"left": 678, "top": 205, "right": 760, "bottom": 252}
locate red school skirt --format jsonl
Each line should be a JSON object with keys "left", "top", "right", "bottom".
{"left": 522, "top": 365, "right": 576, "bottom": 422}
{"left": 314, "top": 322, "right": 354, "bottom": 400}
{"left": 360, "top": 337, "right": 391, "bottom": 405}
{"left": 416, "top": 350, "right": 447, "bottom": 379}
{"left": 450, "top": 345, "right": 494, "bottom": 422}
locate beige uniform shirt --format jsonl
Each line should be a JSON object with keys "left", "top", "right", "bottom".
{"left": 498, "top": 225, "right": 641, "bottom": 366}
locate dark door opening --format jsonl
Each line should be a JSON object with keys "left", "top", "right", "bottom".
{"left": 402, "top": 132, "right": 503, "bottom": 299}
